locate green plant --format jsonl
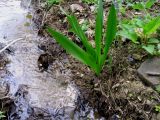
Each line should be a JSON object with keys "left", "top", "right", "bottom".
{"left": 118, "top": 17, "right": 160, "bottom": 55}
{"left": 114, "top": 0, "right": 156, "bottom": 15}
{"left": 0, "top": 111, "right": 5, "bottom": 119}
{"left": 155, "top": 105, "right": 160, "bottom": 113}
{"left": 118, "top": 0, "right": 160, "bottom": 55}
{"left": 131, "top": 0, "right": 157, "bottom": 10}
{"left": 47, "top": 0, "right": 117, "bottom": 75}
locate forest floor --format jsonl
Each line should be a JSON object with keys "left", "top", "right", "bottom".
{"left": 32, "top": 0, "right": 160, "bottom": 120}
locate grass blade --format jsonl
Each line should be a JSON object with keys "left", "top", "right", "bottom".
{"left": 47, "top": 27, "right": 97, "bottom": 71}
{"left": 101, "top": 5, "right": 117, "bottom": 67}
{"left": 95, "top": 0, "right": 103, "bottom": 64}
{"left": 67, "top": 15, "right": 96, "bottom": 57}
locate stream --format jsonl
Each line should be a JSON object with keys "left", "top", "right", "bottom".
{"left": 0, "top": 0, "right": 99, "bottom": 119}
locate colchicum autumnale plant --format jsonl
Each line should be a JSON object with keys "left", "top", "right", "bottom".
{"left": 47, "top": 0, "right": 117, "bottom": 75}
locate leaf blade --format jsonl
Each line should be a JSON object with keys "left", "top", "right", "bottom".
{"left": 95, "top": 0, "right": 103, "bottom": 64}
{"left": 117, "top": 30, "right": 138, "bottom": 43}
{"left": 47, "top": 27, "right": 97, "bottom": 71}
{"left": 67, "top": 15, "right": 95, "bottom": 56}
{"left": 142, "top": 45, "right": 155, "bottom": 55}
{"left": 101, "top": 5, "right": 117, "bottom": 67}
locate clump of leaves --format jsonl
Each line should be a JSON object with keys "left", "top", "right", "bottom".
{"left": 118, "top": 0, "right": 160, "bottom": 55}
{"left": 0, "top": 111, "right": 5, "bottom": 119}
{"left": 47, "top": 0, "right": 117, "bottom": 75}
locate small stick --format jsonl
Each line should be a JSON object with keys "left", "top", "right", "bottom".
{"left": 0, "top": 38, "right": 24, "bottom": 53}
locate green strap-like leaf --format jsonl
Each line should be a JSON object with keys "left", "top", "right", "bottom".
{"left": 95, "top": 0, "right": 103, "bottom": 64}
{"left": 47, "top": 27, "right": 97, "bottom": 71}
{"left": 143, "top": 16, "right": 160, "bottom": 36}
{"left": 67, "top": 15, "right": 96, "bottom": 57}
{"left": 101, "top": 5, "right": 117, "bottom": 68}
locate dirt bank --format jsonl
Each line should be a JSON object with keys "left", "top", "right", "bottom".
{"left": 33, "top": 0, "right": 160, "bottom": 119}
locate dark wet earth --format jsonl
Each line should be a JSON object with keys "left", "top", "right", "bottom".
{"left": 0, "top": 0, "right": 102, "bottom": 119}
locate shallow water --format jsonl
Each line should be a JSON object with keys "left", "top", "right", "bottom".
{"left": 0, "top": 0, "right": 79, "bottom": 119}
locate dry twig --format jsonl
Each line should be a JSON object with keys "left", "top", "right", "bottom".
{"left": 0, "top": 38, "right": 24, "bottom": 53}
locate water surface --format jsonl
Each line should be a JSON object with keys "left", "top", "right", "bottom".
{"left": 0, "top": 0, "right": 78, "bottom": 117}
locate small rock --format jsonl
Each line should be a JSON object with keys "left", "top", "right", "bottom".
{"left": 135, "top": 12, "right": 142, "bottom": 15}
{"left": 146, "top": 100, "right": 151, "bottom": 105}
{"left": 90, "top": 5, "right": 96, "bottom": 12}
{"left": 137, "top": 57, "right": 160, "bottom": 87}
{"left": 127, "top": 55, "right": 135, "bottom": 63}
{"left": 80, "top": 74, "right": 84, "bottom": 77}
{"left": 79, "top": 19, "right": 85, "bottom": 24}
{"left": 70, "top": 4, "right": 84, "bottom": 13}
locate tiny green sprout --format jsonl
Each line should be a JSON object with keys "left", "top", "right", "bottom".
{"left": 47, "top": 0, "right": 117, "bottom": 75}
{"left": 155, "top": 105, "right": 160, "bottom": 113}
{"left": 0, "top": 111, "right": 5, "bottom": 119}
{"left": 128, "top": 93, "right": 134, "bottom": 98}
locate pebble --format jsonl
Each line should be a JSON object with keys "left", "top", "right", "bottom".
{"left": 70, "top": 4, "right": 84, "bottom": 13}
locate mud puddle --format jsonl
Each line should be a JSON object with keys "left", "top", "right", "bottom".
{"left": 0, "top": 0, "right": 99, "bottom": 119}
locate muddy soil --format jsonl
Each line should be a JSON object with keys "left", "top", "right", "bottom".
{"left": 33, "top": 0, "right": 160, "bottom": 120}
